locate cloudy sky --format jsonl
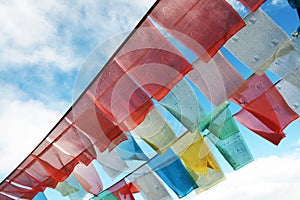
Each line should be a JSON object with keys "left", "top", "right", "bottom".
{"left": 1, "top": 0, "right": 300, "bottom": 199}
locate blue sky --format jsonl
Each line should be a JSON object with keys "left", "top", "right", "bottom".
{"left": 0, "top": 0, "right": 300, "bottom": 199}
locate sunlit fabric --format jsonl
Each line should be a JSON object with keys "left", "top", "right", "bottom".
{"left": 116, "top": 133, "right": 148, "bottom": 161}
{"left": 32, "top": 140, "right": 82, "bottom": 182}
{"left": 187, "top": 52, "right": 244, "bottom": 106}
{"left": 47, "top": 116, "right": 97, "bottom": 166}
{"left": 173, "top": 130, "right": 219, "bottom": 175}
{"left": 96, "top": 148, "right": 129, "bottom": 180}
{"left": 207, "top": 106, "right": 239, "bottom": 140}
{"left": 108, "top": 179, "right": 135, "bottom": 200}
{"left": 133, "top": 108, "right": 177, "bottom": 154}
{"left": 195, "top": 166, "right": 226, "bottom": 194}
{"left": 159, "top": 79, "right": 205, "bottom": 132}
{"left": 276, "top": 78, "right": 300, "bottom": 116}
{"left": 89, "top": 60, "right": 154, "bottom": 132}
{"left": 55, "top": 180, "right": 79, "bottom": 197}
{"left": 269, "top": 37, "right": 300, "bottom": 78}
{"left": 130, "top": 172, "right": 172, "bottom": 200}
{"left": 199, "top": 101, "right": 230, "bottom": 132}
{"left": 7, "top": 169, "right": 45, "bottom": 193}
{"left": 207, "top": 132, "right": 254, "bottom": 170}
{"left": 234, "top": 109, "right": 286, "bottom": 145}
{"left": 238, "top": 0, "right": 265, "bottom": 11}
{"left": 150, "top": 0, "right": 245, "bottom": 62}
{"left": 225, "top": 9, "right": 294, "bottom": 74}
{"left": 33, "top": 192, "right": 47, "bottom": 200}
{"left": 0, "top": 193, "right": 13, "bottom": 200}
{"left": 148, "top": 149, "right": 198, "bottom": 198}
{"left": 0, "top": 181, "right": 39, "bottom": 199}
{"left": 20, "top": 157, "right": 58, "bottom": 189}
{"left": 66, "top": 175, "right": 88, "bottom": 200}
{"left": 73, "top": 162, "right": 103, "bottom": 195}
{"left": 72, "top": 94, "right": 127, "bottom": 153}
{"left": 232, "top": 74, "right": 299, "bottom": 145}
{"left": 116, "top": 19, "right": 193, "bottom": 101}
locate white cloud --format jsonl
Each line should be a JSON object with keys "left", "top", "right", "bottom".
{"left": 226, "top": 0, "right": 247, "bottom": 14}
{"left": 0, "top": 0, "right": 155, "bottom": 71}
{"left": 194, "top": 154, "right": 300, "bottom": 200}
{"left": 0, "top": 84, "right": 63, "bottom": 176}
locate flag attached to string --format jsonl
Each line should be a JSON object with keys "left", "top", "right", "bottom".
{"left": 0, "top": 181, "right": 39, "bottom": 199}
{"left": 133, "top": 107, "right": 177, "bottom": 154}
{"left": 187, "top": 52, "right": 245, "bottom": 106}
{"left": 159, "top": 78, "right": 206, "bottom": 132}
{"left": 150, "top": 0, "right": 245, "bottom": 62}
{"left": 148, "top": 148, "right": 198, "bottom": 198}
{"left": 89, "top": 60, "right": 154, "bottom": 132}
{"left": 73, "top": 162, "right": 103, "bottom": 195}
{"left": 129, "top": 170, "right": 172, "bottom": 200}
{"left": 277, "top": 80, "right": 300, "bottom": 115}
{"left": 55, "top": 180, "right": 79, "bottom": 197}
{"left": 116, "top": 19, "right": 193, "bottom": 101}
{"left": 32, "top": 192, "right": 47, "bottom": 200}
{"left": 107, "top": 179, "right": 135, "bottom": 200}
{"left": 72, "top": 93, "right": 127, "bottom": 153}
{"left": 47, "top": 117, "right": 97, "bottom": 166}
{"left": 225, "top": 9, "right": 294, "bottom": 74}
{"left": 232, "top": 74, "right": 299, "bottom": 145}
{"left": 115, "top": 133, "right": 148, "bottom": 161}
{"left": 96, "top": 148, "right": 129, "bottom": 180}
{"left": 207, "top": 132, "right": 253, "bottom": 170}
{"left": 269, "top": 37, "right": 300, "bottom": 78}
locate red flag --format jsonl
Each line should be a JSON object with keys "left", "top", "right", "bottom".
{"left": 150, "top": 0, "right": 245, "bottom": 62}
{"left": 238, "top": 0, "right": 266, "bottom": 11}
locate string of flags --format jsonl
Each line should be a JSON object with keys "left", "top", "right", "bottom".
{"left": 1, "top": 0, "right": 300, "bottom": 199}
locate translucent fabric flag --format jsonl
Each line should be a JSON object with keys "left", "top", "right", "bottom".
{"left": 132, "top": 107, "right": 177, "bottom": 154}
{"left": 234, "top": 109, "right": 286, "bottom": 145}
{"left": 150, "top": 0, "right": 245, "bottom": 62}
{"left": 0, "top": 181, "right": 40, "bottom": 199}
{"left": 207, "top": 132, "right": 254, "bottom": 170}
{"left": 232, "top": 74, "right": 299, "bottom": 145}
{"left": 172, "top": 130, "right": 219, "bottom": 175}
{"left": 72, "top": 93, "right": 127, "bottom": 153}
{"left": 73, "top": 162, "right": 103, "bottom": 195}
{"left": 55, "top": 180, "right": 79, "bottom": 197}
{"left": 130, "top": 172, "right": 172, "bottom": 200}
{"left": 116, "top": 19, "right": 193, "bottom": 101}
{"left": 238, "top": 0, "right": 265, "bottom": 11}
{"left": 89, "top": 60, "right": 154, "bottom": 132}
{"left": 159, "top": 78, "right": 206, "bottom": 132}
{"left": 115, "top": 133, "right": 148, "bottom": 161}
{"left": 107, "top": 179, "right": 135, "bottom": 200}
{"left": 276, "top": 78, "right": 300, "bottom": 116}
{"left": 207, "top": 106, "right": 239, "bottom": 140}
{"left": 96, "top": 148, "right": 129, "bottom": 180}
{"left": 174, "top": 136, "right": 226, "bottom": 194}
{"left": 0, "top": 193, "right": 13, "bottom": 200}
{"left": 66, "top": 175, "right": 89, "bottom": 200}
{"left": 199, "top": 101, "right": 230, "bottom": 132}
{"left": 194, "top": 165, "right": 226, "bottom": 194}
{"left": 7, "top": 169, "right": 46, "bottom": 193}
{"left": 33, "top": 192, "right": 47, "bottom": 200}
{"left": 148, "top": 149, "right": 198, "bottom": 198}
{"left": 20, "top": 156, "right": 59, "bottom": 189}
{"left": 47, "top": 116, "right": 97, "bottom": 166}
{"left": 225, "top": 9, "right": 294, "bottom": 74}
{"left": 187, "top": 52, "right": 245, "bottom": 106}
{"left": 269, "top": 37, "right": 300, "bottom": 78}
{"left": 31, "top": 140, "right": 81, "bottom": 182}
